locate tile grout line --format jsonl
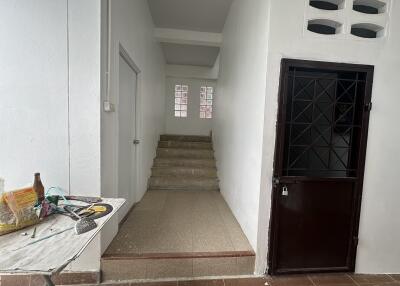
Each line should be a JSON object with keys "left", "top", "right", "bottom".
{"left": 308, "top": 275, "right": 318, "bottom": 286}
{"left": 347, "top": 273, "right": 361, "bottom": 286}
{"left": 387, "top": 274, "right": 397, "bottom": 282}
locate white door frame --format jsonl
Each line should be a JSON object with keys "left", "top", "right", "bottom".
{"left": 116, "top": 42, "right": 141, "bottom": 207}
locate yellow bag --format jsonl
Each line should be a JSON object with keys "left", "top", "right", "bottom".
{"left": 0, "top": 187, "right": 40, "bottom": 236}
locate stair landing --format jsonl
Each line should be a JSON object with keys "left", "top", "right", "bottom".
{"left": 101, "top": 190, "right": 255, "bottom": 281}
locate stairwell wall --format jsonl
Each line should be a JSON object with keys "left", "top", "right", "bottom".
{"left": 212, "top": 0, "right": 270, "bottom": 273}
{"left": 100, "top": 0, "right": 166, "bottom": 253}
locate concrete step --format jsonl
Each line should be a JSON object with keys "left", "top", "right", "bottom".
{"left": 151, "top": 167, "right": 217, "bottom": 178}
{"left": 154, "top": 158, "right": 216, "bottom": 168}
{"left": 148, "top": 176, "right": 219, "bottom": 191}
{"left": 157, "top": 148, "right": 214, "bottom": 159}
{"left": 158, "top": 140, "right": 213, "bottom": 150}
{"left": 101, "top": 254, "right": 255, "bottom": 281}
{"left": 160, "top": 134, "right": 212, "bottom": 143}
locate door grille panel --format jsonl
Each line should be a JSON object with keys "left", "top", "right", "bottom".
{"left": 283, "top": 68, "right": 367, "bottom": 177}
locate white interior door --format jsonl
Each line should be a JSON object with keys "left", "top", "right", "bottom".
{"left": 118, "top": 54, "right": 137, "bottom": 221}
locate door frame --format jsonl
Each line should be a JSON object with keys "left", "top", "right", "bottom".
{"left": 268, "top": 58, "right": 374, "bottom": 275}
{"left": 116, "top": 43, "right": 141, "bottom": 207}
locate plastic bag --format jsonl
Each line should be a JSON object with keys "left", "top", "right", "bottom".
{"left": 0, "top": 187, "right": 39, "bottom": 236}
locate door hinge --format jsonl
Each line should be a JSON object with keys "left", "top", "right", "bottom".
{"left": 365, "top": 102, "right": 372, "bottom": 111}
{"left": 353, "top": 236, "right": 359, "bottom": 247}
{"left": 272, "top": 177, "right": 280, "bottom": 187}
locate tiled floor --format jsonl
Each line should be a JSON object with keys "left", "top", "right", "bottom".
{"left": 98, "top": 274, "right": 400, "bottom": 286}
{"left": 102, "top": 190, "right": 255, "bottom": 280}
{"left": 104, "top": 190, "right": 253, "bottom": 256}
{"left": 1, "top": 273, "right": 400, "bottom": 285}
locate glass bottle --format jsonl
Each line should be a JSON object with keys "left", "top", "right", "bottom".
{"left": 33, "top": 173, "right": 45, "bottom": 203}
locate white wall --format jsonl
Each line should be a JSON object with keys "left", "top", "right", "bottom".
{"left": 0, "top": 0, "right": 102, "bottom": 271}
{"left": 258, "top": 0, "right": 400, "bottom": 274}
{"left": 213, "top": 0, "right": 270, "bottom": 262}
{"left": 166, "top": 55, "right": 220, "bottom": 80}
{"left": 0, "top": 0, "right": 69, "bottom": 191}
{"left": 165, "top": 77, "right": 216, "bottom": 136}
{"left": 100, "top": 0, "right": 166, "bottom": 252}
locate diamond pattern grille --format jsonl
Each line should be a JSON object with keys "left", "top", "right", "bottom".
{"left": 283, "top": 69, "right": 366, "bottom": 177}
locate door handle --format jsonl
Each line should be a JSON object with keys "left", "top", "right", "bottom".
{"left": 133, "top": 139, "right": 140, "bottom": 145}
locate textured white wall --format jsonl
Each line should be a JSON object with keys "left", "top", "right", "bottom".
{"left": 100, "top": 0, "right": 166, "bottom": 252}
{"left": 258, "top": 0, "right": 400, "bottom": 274}
{"left": 165, "top": 77, "right": 216, "bottom": 136}
{"left": 0, "top": 0, "right": 70, "bottom": 191}
{"left": 213, "top": 0, "right": 270, "bottom": 261}
{"left": 0, "top": 0, "right": 102, "bottom": 271}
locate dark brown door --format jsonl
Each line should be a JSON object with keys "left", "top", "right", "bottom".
{"left": 268, "top": 59, "right": 374, "bottom": 274}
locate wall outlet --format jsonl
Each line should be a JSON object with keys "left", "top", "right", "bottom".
{"left": 103, "top": 101, "right": 115, "bottom": 112}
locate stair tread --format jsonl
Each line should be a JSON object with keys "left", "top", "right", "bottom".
{"left": 160, "top": 134, "right": 212, "bottom": 142}
{"left": 155, "top": 158, "right": 215, "bottom": 161}
{"left": 150, "top": 176, "right": 217, "bottom": 179}
{"left": 152, "top": 166, "right": 217, "bottom": 170}
{"left": 157, "top": 147, "right": 214, "bottom": 152}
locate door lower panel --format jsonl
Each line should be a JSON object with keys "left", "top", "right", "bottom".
{"left": 276, "top": 181, "right": 354, "bottom": 272}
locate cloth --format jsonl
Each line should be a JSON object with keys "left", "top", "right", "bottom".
{"left": 0, "top": 198, "right": 124, "bottom": 275}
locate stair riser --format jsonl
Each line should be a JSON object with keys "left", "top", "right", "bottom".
{"left": 160, "top": 135, "right": 211, "bottom": 143}
{"left": 154, "top": 159, "right": 216, "bottom": 168}
{"left": 101, "top": 256, "right": 255, "bottom": 281}
{"left": 152, "top": 168, "right": 217, "bottom": 178}
{"left": 149, "top": 177, "right": 219, "bottom": 190}
{"left": 158, "top": 141, "right": 212, "bottom": 150}
{"left": 157, "top": 148, "right": 214, "bottom": 159}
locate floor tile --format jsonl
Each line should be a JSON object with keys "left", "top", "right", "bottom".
{"left": 135, "top": 191, "right": 168, "bottom": 211}
{"left": 266, "top": 274, "right": 313, "bottom": 286}
{"left": 309, "top": 274, "right": 356, "bottom": 285}
{"left": 179, "top": 279, "right": 224, "bottom": 286}
{"left": 224, "top": 277, "right": 268, "bottom": 286}
{"left": 131, "top": 282, "right": 177, "bottom": 286}
{"left": 391, "top": 275, "right": 400, "bottom": 281}
{"left": 349, "top": 274, "right": 394, "bottom": 284}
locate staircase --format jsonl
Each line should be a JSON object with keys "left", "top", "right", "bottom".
{"left": 101, "top": 134, "right": 255, "bottom": 282}
{"left": 148, "top": 134, "right": 219, "bottom": 192}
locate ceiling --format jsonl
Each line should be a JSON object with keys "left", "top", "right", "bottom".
{"left": 148, "top": 0, "right": 233, "bottom": 67}
{"left": 162, "top": 43, "right": 220, "bottom": 67}
{"left": 148, "top": 0, "right": 233, "bottom": 33}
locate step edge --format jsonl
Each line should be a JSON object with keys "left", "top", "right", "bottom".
{"left": 149, "top": 176, "right": 219, "bottom": 180}
{"left": 157, "top": 147, "right": 214, "bottom": 152}
{"left": 102, "top": 250, "right": 255, "bottom": 260}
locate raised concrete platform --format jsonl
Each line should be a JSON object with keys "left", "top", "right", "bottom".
{"left": 102, "top": 190, "right": 255, "bottom": 281}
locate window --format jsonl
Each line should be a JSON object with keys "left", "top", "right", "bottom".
{"left": 200, "top": 86, "right": 213, "bottom": 119}
{"left": 174, "top": 84, "right": 188, "bottom": 118}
